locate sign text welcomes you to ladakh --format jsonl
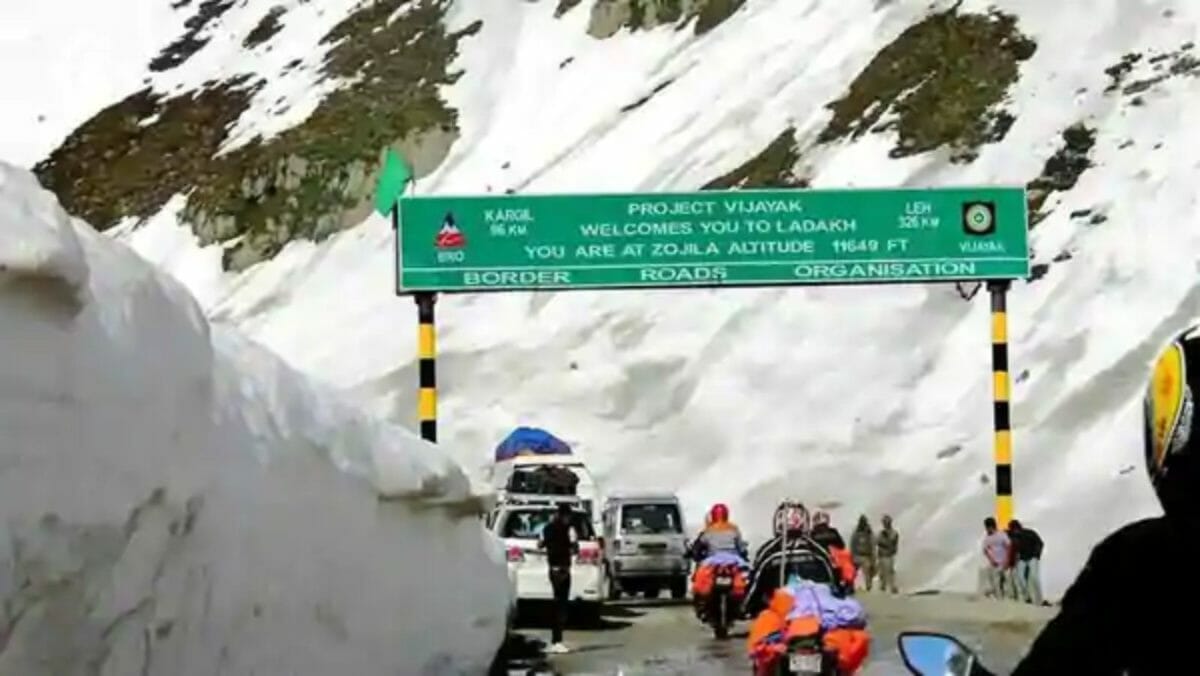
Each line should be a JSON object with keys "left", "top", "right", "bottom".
{"left": 395, "top": 187, "right": 1029, "bottom": 293}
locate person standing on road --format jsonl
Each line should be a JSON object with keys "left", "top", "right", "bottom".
{"left": 850, "top": 515, "right": 876, "bottom": 591}
{"left": 538, "top": 502, "right": 579, "bottom": 654}
{"left": 875, "top": 515, "right": 899, "bottom": 593}
{"left": 1007, "top": 520, "right": 1045, "bottom": 605}
{"left": 810, "top": 511, "right": 846, "bottom": 550}
{"left": 981, "top": 517, "right": 1012, "bottom": 599}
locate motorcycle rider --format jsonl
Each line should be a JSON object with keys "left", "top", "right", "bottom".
{"left": 690, "top": 503, "right": 749, "bottom": 561}
{"left": 812, "top": 511, "right": 857, "bottom": 593}
{"left": 982, "top": 325, "right": 1200, "bottom": 675}
{"left": 810, "top": 510, "right": 847, "bottom": 550}
{"left": 746, "top": 503, "right": 871, "bottom": 675}
{"left": 744, "top": 501, "right": 844, "bottom": 616}
{"left": 690, "top": 503, "right": 749, "bottom": 620}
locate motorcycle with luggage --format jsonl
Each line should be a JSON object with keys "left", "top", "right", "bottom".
{"left": 705, "top": 561, "right": 743, "bottom": 639}
{"left": 746, "top": 502, "right": 869, "bottom": 676}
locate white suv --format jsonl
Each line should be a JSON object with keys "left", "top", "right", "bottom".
{"left": 490, "top": 499, "right": 605, "bottom": 623}
{"left": 600, "top": 493, "right": 690, "bottom": 600}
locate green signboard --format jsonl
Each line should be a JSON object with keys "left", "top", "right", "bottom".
{"left": 394, "top": 187, "right": 1029, "bottom": 293}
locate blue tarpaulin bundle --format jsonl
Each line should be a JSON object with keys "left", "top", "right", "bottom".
{"left": 494, "top": 426, "right": 572, "bottom": 462}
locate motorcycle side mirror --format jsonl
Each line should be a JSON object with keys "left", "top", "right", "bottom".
{"left": 897, "top": 631, "right": 978, "bottom": 676}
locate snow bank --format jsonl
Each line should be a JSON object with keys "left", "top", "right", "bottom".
{"left": 0, "top": 162, "right": 509, "bottom": 675}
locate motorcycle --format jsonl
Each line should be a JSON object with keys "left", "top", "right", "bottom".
{"left": 896, "top": 631, "right": 994, "bottom": 676}
{"left": 705, "top": 562, "right": 743, "bottom": 639}
{"left": 778, "top": 626, "right": 837, "bottom": 676}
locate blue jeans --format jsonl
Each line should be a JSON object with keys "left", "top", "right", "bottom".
{"left": 1013, "top": 559, "right": 1043, "bottom": 604}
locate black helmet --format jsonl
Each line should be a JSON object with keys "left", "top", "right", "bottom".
{"left": 1144, "top": 326, "right": 1200, "bottom": 521}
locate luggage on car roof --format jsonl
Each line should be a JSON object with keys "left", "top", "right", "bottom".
{"left": 507, "top": 464, "right": 579, "bottom": 496}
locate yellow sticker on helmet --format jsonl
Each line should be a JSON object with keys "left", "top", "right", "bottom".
{"left": 1149, "top": 342, "right": 1186, "bottom": 471}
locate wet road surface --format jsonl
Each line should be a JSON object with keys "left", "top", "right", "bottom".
{"left": 503, "top": 591, "right": 1055, "bottom": 675}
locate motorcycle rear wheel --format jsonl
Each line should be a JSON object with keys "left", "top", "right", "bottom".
{"left": 711, "top": 593, "right": 730, "bottom": 640}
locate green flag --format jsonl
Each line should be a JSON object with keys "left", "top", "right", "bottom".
{"left": 373, "top": 148, "right": 413, "bottom": 217}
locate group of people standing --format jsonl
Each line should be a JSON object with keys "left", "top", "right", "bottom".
{"left": 981, "top": 516, "right": 1046, "bottom": 605}
{"left": 847, "top": 514, "right": 901, "bottom": 593}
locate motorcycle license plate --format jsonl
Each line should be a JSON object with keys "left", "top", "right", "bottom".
{"left": 788, "top": 652, "right": 822, "bottom": 673}
{"left": 715, "top": 576, "right": 732, "bottom": 584}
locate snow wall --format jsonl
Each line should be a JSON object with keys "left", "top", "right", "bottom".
{"left": 0, "top": 161, "right": 510, "bottom": 675}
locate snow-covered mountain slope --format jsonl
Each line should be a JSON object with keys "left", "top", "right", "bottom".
{"left": 0, "top": 161, "right": 509, "bottom": 675}
{"left": 5, "top": 0, "right": 1200, "bottom": 600}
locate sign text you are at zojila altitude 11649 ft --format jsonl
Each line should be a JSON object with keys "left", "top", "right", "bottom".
{"left": 394, "top": 187, "right": 1029, "bottom": 293}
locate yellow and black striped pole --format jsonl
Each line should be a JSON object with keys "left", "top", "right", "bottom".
{"left": 415, "top": 292, "right": 438, "bottom": 443}
{"left": 988, "top": 280, "right": 1013, "bottom": 527}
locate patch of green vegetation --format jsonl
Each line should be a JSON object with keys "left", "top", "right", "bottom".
{"left": 33, "top": 77, "right": 260, "bottom": 229}
{"left": 702, "top": 128, "right": 809, "bottom": 189}
{"left": 693, "top": 0, "right": 744, "bottom": 35}
{"left": 1026, "top": 123, "right": 1096, "bottom": 227}
{"left": 1104, "top": 43, "right": 1199, "bottom": 98}
{"left": 244, "top": 5, "right": 286, "bottom": 49}
{"left": 817, "top": 6, "right": 1036, "bottom": 163}
{"left": 585, "top": 0, "right": 691, "bottom": 35}
{"left": 1103, "top": 52, "right": 1142, "bottom": 92}
{"left": 658, "top": 0, "right": 685, "bottom": 23}
{"left": 554, "top": 0, "right": 583, "bottom": 17}
{"left": 36, "top": 0, "right": 478, "bottom": 271}
{"left": 149, "top": 0, "right": 236, "bottom": 72}
{"left": 628, "top": 0, "right": 648, "bottom": 29}
{"left": 584, "top": 0, "right": 738, "bottom": 35}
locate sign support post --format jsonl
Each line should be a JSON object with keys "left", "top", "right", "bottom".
{"left": 415, "top": 291, "right": 438, "bottom": 443}
{"left": 988, "top": 279, "right": 1013, "bottom": 527}
{"left": 392, "top": 203, "right": 439, "bottom": 445}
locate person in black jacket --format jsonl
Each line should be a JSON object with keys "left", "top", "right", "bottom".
{"left": 744, "top": 502, "right": 844, "bottom": 616}
{"left": 1002, "top": 324, "right": 1200, "bottom": 676}
{"left": 810, "top": 510, "right": 846, "bottom": 551}
{"left": 538, "top": 502, "right": 578, "bottom": 654}
{"left": 1006, "top": 520, "right": 1044, "bottom": 605}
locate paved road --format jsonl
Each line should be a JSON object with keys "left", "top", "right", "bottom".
{"left": 503, "top": 592, "right": 1055, "bottom": 675}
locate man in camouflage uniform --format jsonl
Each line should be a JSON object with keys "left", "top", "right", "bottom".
{"left": 850, "top": 515, "right": 876, "bottom": 591}
{"left": 875, "top": 515, "right": 899, "bottom": 594}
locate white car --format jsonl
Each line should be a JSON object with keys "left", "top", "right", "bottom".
{"left": 490, "top": 500, "right": 605, "bottom": 623}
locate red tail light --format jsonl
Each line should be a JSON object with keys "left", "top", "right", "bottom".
{"left": 506, "top": 546, "right": 525, "bottom": 562}
{"left": 576, "top": 546, "right": 601, "bottom": 565}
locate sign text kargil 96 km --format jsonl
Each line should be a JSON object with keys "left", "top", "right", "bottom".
{"left": 395, "top": 187, "right": 1029, "bottom": 292}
